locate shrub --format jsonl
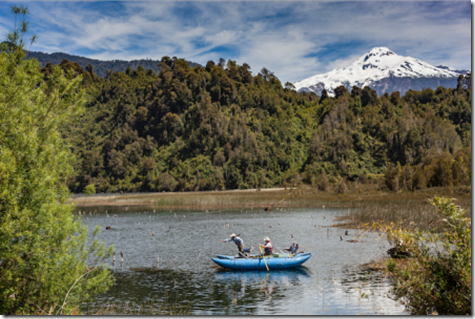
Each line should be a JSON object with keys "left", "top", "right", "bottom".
{"left": 384, "top": 163, "right": 402, "bottom": 191}
{"left": 413, "top": 168, "right": 428, "bottom": 190}
{"left": 337, "top": 178, "right": 348, "bottom": 193}
{"left": 400, "top": 165, "right": 415, "bottom": 191}
{"left": 156, "top": 172, "right": 178, "bottom": 192}
{"left": 317, "top": 172, "right": 329, "bottom": 191}
{"left": 303, "top": 165, "right": 315, "bottom": 185}
{"left": 357, "top": 173, "right": 368, "bottom": 184}
{"left": 431, "top": 152, "right": 454, "bottom": 187}
{"left": 373, "top": 197, "right": 471, "bottom": 315}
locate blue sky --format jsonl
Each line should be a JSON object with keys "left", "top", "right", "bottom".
{"left": 0, "top": 1, "right": 471, "bottom": 83}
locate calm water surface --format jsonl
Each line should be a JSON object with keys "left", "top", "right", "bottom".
{"left": 79, "top": 206, "right": 406, "bottom": 315}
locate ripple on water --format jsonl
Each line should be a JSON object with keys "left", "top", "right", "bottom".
{"left": 81, "top": 206, "right": 406, "bottom": 315}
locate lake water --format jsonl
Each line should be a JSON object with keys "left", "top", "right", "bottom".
{"left": 79, "top": 206, "right": 407, "bottom": 315}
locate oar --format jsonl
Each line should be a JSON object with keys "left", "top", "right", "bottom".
{"left": 238, "top": 251, "right": 248, "bottom": 258}
{"left": 259, "top": 246, "right": 270, "bottom": 271}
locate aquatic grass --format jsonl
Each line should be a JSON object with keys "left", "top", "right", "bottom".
{"left": 336, "top": 194, "right": 471, "bottom": 231}
{"left": 71, "top": 184, "right": 470, "bottom": 231}
{"left": 70, "top": 186, "right": 376, "bottom": 209}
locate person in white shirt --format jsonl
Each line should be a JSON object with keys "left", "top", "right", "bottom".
{"left": 222, "top": 233, "right": 244, "bottom": 255}
{"left": 259, "top": 237, "right": 273, "bottom": 256}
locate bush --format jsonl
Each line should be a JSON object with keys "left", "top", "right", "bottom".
{"left": 303, "top": 165, "right": 315, "bottom": 185}
{"left": 385, "top": 150, "right": 472, "bottom": 192}
{"left": 156, "top": 172, "right": 178, "bottom": 192}
{"left": 431, "top": 152, "right": 454, "bottom": 187}
{"left": 384, "top": 163, "right": 401, "bottom": 191}
{"left": 374, "top": 197, "right": 471, "bottom": 315}
{"left": 357, "top": 173, "right": 368, "bottom": 184}
{"left": 337, "top": 178, "right": 348, "bottom": 193}
{"left": 317, "top": 172, "right": 329, "bottom": 191}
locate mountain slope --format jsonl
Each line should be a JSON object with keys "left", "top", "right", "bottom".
{"left": 26, "top": 51, "right": 201, "bottom": 77}
{"left": 295, "top": 47, "right": 469, "bottom": 96}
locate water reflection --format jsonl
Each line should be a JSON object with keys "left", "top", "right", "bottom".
{"left": 80, "top": 206, "right": 406, "bottom": 315}
{"left": 211, "top": 268, "right": 312, "bottom": 314}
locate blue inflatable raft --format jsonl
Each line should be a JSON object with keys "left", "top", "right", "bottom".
{"left": 211, "top": 252, "right": 311, "bottom": 270}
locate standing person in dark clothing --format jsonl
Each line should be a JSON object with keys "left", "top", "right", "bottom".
{"left": 222, "top": 233, "right": 244, "bottom": 255}
{"left": 288, "top": 242, "right": 299, "bottom": 254}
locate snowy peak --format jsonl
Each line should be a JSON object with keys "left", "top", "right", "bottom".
{"left": 360, "top": 47, "right": 395, "bottom": 61}
{"left": 369, "top": 46, "right": 393, "bottom": 54}
{"left": 294, "top": 47, "right": 463, "bottom": 96}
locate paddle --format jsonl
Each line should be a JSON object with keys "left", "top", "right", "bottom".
{"left": 259, "top": 246, "right": 270, "bottom": 271}
{"left": 238, "top": 251, "right": 248, "bottom": 258}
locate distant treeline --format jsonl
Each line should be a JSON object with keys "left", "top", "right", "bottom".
{"left": 27, "top": 50, "right": 200, "bottom": 78}
{"left": 44, "top": 57, "right": 471, "bottom": 193}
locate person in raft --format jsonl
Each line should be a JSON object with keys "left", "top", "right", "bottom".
{"left": 222, "top": 233, "right": 244, "bottom": 255}
{"left": 259, "top": 237, "right": 273, "bottom": 256}
{"left": 288, "top": 242, "right": 299, "bottom": 254}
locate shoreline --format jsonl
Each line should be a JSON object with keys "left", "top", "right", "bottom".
{"left": 69, "top": 186, "right": 470, "bottom": 210}
{"left": 68, "top": 187, "right": 291, "bottom": 207}
{"left": 69, "top": 187, "right": 288, "bottom": 199}
{"left": 69, "top": 185, "right": 470, "bottom": 234}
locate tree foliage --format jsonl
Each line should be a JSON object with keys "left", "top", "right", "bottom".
{"left": 49, "top": 58, "right": 470, "bottom": 193}
{"left": 385, "top": 148, "right": 471, "bottom": 191}
{"left": 0, "top": 7, "right": 113, "bottom": 314}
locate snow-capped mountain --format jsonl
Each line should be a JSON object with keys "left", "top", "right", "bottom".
{"left": 434, "top": 65, "right": 469, "bottom": 75}
{"left": 294, "top": 47, "right": 469, "bottom": 96}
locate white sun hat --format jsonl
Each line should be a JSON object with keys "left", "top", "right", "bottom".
{"left": 230, "top": 233, "right": 236, "bottom": 237}
{"left": 264, "top": 237, "right": 270, "bottom": 241}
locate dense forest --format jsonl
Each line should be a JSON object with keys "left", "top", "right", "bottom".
{"left": 45, "top": 57, "right": 471, "bottom": 193}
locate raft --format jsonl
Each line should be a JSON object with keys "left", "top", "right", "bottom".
{"left": 211, "top": 252, "right": 311, "bottom": 270}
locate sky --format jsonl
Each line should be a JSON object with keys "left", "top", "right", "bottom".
{"left": 0, "top": 1, "right": 471, "bottom": 83}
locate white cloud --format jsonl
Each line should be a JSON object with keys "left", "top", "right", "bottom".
{"left": 324, "top": 54, "right": 362, "bottom": 72}
{"left": 233, "top": 28, "right": 322, "bottom": 82}
{"left": 12, "top": 1, "right": 470, "bottom": 83}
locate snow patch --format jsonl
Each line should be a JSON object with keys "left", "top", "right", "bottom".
{"left": 294, "top": 47, "right": 461, "bottom": 96}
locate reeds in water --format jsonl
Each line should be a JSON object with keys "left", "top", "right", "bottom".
{"left": 335, "top": 194, "right": 471, "bottom": 231}
{"left": 71, "top": 184, "right": 470, "bottom": 232}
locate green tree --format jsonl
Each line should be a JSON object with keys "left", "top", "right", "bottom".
{"left": 0, "top": 7, "right": 113, "bottom": 315}
{"left": 317, "top": 172, "right": 329, "bottom": 191}
{"left": 284, "top": 82, "right": 296, "bottom": 90}
{"left": 334, "top": 85, "right": 348, "bottom": 99}
{"left": 456, "top": 73, "right": 471, "bottom": 91}
{"left": 55, "top": 43, "right": 471, "bottom": 192}
{"left": 379, "top": 198, "right": 471, "bottom": 315}
{"left": 84, "top": 183, "right": 96, "bottom": 195}
{"left": 320, "top": 89, "right": 329, "bottom": 101}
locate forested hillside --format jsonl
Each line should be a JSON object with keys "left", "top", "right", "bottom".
{"left": 48, "top": 57, "right": 471, "bottom": 193}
